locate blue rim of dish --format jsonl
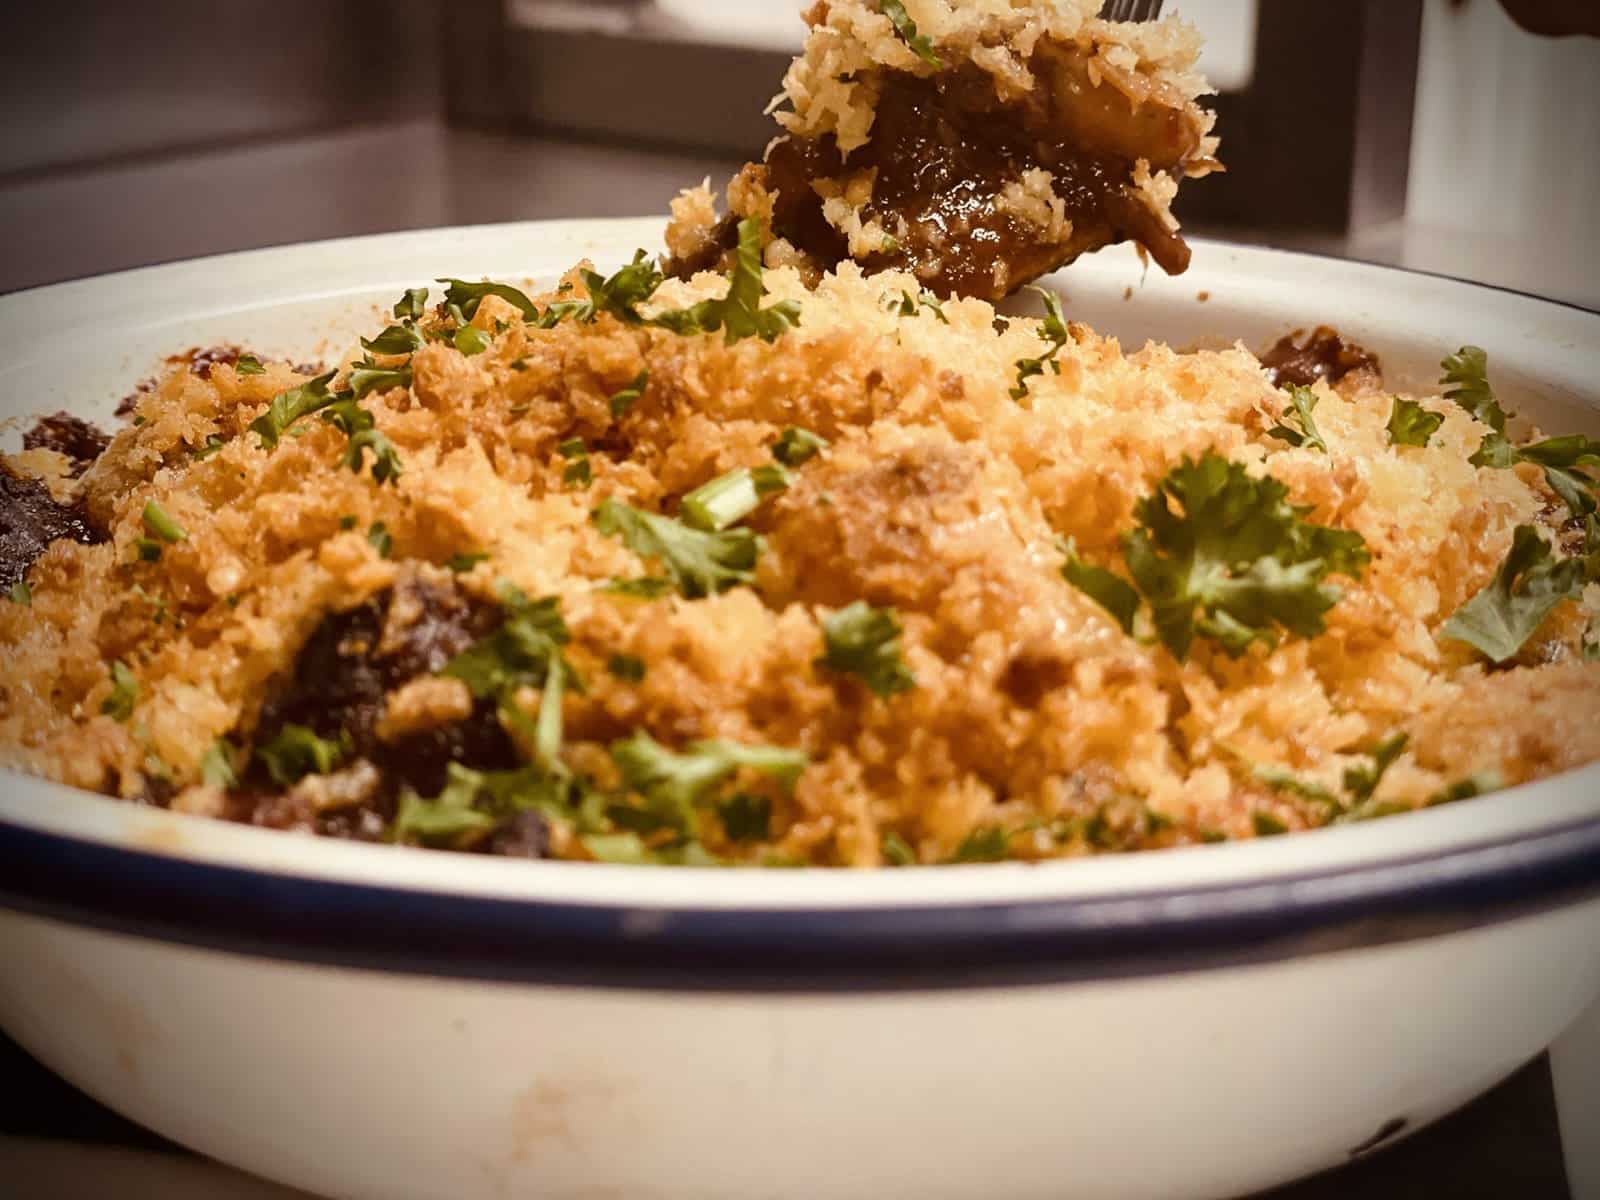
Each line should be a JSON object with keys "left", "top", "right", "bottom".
{"left": 2, "top": 809, "right": 1599, "bottom": 991}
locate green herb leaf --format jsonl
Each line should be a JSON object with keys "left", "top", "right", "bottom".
{"left": 581, "top": 251, "right": 671, "bottom": 325}
{"left": 772, "top": 426, "right": 829, "bottom": 466}
{"left": 234, "top": 354, "right": 266, "bottom": 376}
{"left": 394, "top": 287, "right": 429, "bottom": 321}
{"left": 1426, "top": 771, "right": 1503, "bottom": 807}
{"left": 442, "top": 583, "right": 580, "bottom": 703}
{"left": 446, "top": 551, "right": 490, "bottom": 573}
{"left": 1010, "top": 286, "right": 1069, "bottom": 400}
{"left": 366, "top": 521, "right": 392, "bottom": 558}
{"left": 192, "top": 435, "right": 227, "bottom": 460}
{"left": 681, "top": 464, "right": 790, "bottom": 531}
{"left": 607, "top": 653, "right": 646, "bottom": 682}
{"left": 100, "top": 660, "right": 138, "bottom": 721}
{"left": 360, "top": 325, "right": 424, "bottom": 357}
{"left": 319, "top": 397, "right": 402, "bottom": 485}
{"left": 950, "top": 825, "right": 1011, "bottom": 863}
{"left": 1441, "top": 346, "right": 1506, "bottom": 433}
{"left": 879, "top": 0, "right": 943, "bottom": 67}
{"left": 453, "top": 325, "right": 491, "bottom": 357}
{"left": 249, "top": 371, "right": 339, "bottom": 449}
{"left": 609, "top": 368, "right": 649, "bottom": 418}
{"left": 1342, "top": 732, "right": 1408, "bottom": 804}
{"left": 1386, "top": 396, "right": 1443, "bottom": 448}
{"left": 592, "top": 498, "right": 761, "bottom": 598}
{"left": 1474, "top": 431, "right": 1600, "bottom": 520}
{"left": 558, "top": 437, "right": 592, "bottom": 487}
{"left": 716, "top": 792, "right": 771, "bottom": 841}
{"left": 390, "top": 764, "right": 500, "bottom": 845}
{"left": 255, "top": 724, "right": 345, "bottom": 786}
{"left": 200, "top": 739, "right": 240, "bottom": 789}
{"left": 1439, "top": 525, "right": 1584, "bottom": 663}
{"left": 610, "top": 730, "right": 806, "bottom": 836}
{"left": 601, "top": 576, "right": 675, "bottom": 599}
{"left": 881, "top": 831, "right": 916, "bottom": 866}
{"left": 132, "top": 538, "right": 164, "bottom": 562}
{"left": 815, "top": 600, "right": 915, "bottom": 697}
{"left": 1119, "top": 453, "right": 1370, "bottom": 661}
{"left": 652, "top": 218, "right": 802, "bottom": 345}
{"left": 1252, "top": 812, "right": 1289, "bottom": 837}
{"left": 9, "top": 580, "right": 31, "bottom": 606}
{"left": 142, "top": 500, "right": 187, "bottom": 544}
{"left": 1267, "top": 385, "right": 1329, "bottom": 453}
{"left": 438, "top": 278, "right": 538, "bottom": 322}
{"left": 1059, "top": 537, "right": 1140, "bottom": 636}
{"left": 885, "top": 289, "right": 948, "bottom": 323}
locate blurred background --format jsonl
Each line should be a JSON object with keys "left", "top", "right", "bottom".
{"left": 0, "top": 0, "right": 1595, "bottom": 306}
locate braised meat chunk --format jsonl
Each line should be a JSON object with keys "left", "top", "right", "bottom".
{"left": 665, "top": 0, "right": 1220, "bottom": 300}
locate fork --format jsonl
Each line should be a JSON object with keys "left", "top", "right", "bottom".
{"left": 1099, "top": 0, "right": 1164, "bottom": 21}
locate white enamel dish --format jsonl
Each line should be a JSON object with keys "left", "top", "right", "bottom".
{"left": 1, "top": 219, "right": 1598, "bottom": 1200}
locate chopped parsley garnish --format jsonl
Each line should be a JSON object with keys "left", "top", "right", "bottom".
{"left": 681, "top": 464, "right": 790, "bottom": 531}
{"left": 1441, "top": 346, "right": 1504, "bottom": 432}
{"left": 366, "top": 521, "right": 392, "bottom": 558}
{"left": 200, "top": 739, "right": 240, "bottom": 789}
{"left": 607, "top": 653, "right": 646, "bottom": 682}
{"left": 347, "top": 362, "right": 412, "bottom": 401}
{"left": 1386, "top": 397, "right": 1443, "bottom": 448}
{"left": 652, "top": 218, "right": 803, "bottom": 345}
{"left": 772, "top": 426, "right": 828, "bottom": 466}
{"left": 885, "top": 289, "right": 948, "bottom": 323}
{"left": 338, "top": 514, "right": 358, "bottom": 530}
{"left": 249, "top": 371, "right": 338, "bottom": 449}
{"left": 580, "top": 251, "right": 671, "bottom": 325}
{"left": 132, "top": 538, "right": 164, "bottom": 563}
{"left": 881, "top": 831, "right": 916, "bottom": 866}
{"left": 558, "top": 438, "right": 592, "bottom": 487}
{"left": 438, "top": 278, "right": 538, "bottom": 322}
{"left": 141, "top": 500, "right": 187, "bottom": 544}
{"left": 234, "top": 354, "right": 266, "bottom": 376}
{"left": 610, "top": 731, "right": 806, "bottom": 838}
{"left": 192, "top": 435, "right": 227, "bottom": 460}
{"left": 100, "top": 660, "right": 138, "bottom": 722}
{"left": 1061, "top": 453, "right": 1370, "bottom": 661}
{"left": 1267, "top": 385, "right": 1329, "bottom": 453}
{"left": 1252, "top": 812, "right": 1289, "bottom": 837}
{"left": 815, "top": 601, "right": 915, "bottom": 697}
{"left": 453, "top": 325, "right": 492, "bottom": 357}
{"left": 950, "top": 825, "right": 1011, "bottom": 863}
{"left": 131, "top": 584, "right": 169, "bottom": 625}
{"left": 1427, "top": 772, "right": 1502, "bottom": 806}
{"left": 320, "top": 397, "right": 402, "bottom": 485}
{"left": 601, "top": 576, "right": 676, "bottom": 599}
{"left": 879, "top": 0, "right": 943, "bottom": 68}
{"left": 1059, "top": 536, "right": 1140, "bottom": 636}
{"left": 716, "top": 792, "right": 771, "bottom": 841}
{"left": 255, "top": 724, "right": 347, "bottom": 786}
{"left": 391, "top": 763, "right": 573, "bottom": 847}
{"left": 360, "top": 325, "right": 424, "bottom": 356}
{"left": 394, "top": 287, "right": 429, "bottom": 321}
{"left": 1010, "top": 286, "right": 1070, "bottom": 400}
{"left": 446, "top": 551, "right": 490, "bottom": 573}
{"left": 609, "top": 368, "right": 649, "bottom": 418}
{"left": 8, "top": 581, "right": 31, "bottom": 607}
{"left": 592, "top": 498, "right": 760, "bottom": 598}
{"left": 1439, "top": 525, "right": 1585, "bottom": 663}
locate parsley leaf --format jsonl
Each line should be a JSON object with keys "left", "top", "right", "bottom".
{"left": 192, "top": 435, "right": 227, "bottom": 460}
{"left": 453, "top": 325, "right": 492, "bottom": 357}
{"left": 394, "top": 287, "right": 429, "bottom": 321}
{"left": 1386, "top": 397, "right": 1443, "bottom": 448}
{"left": 442, "top": 582, "right": 581, "bottom": 702}
{"left": 1426, "top": 772, "right": 1503, "bottom": 807}
{"left": 366, "top": 521, "right": 391, "bottom": 558}
{"left": 141, "top": 500, "right": 186, "bottom": 544}
{"left": 580, "top": 251, "right": 671, "bottom": 325}
{"left": 347, "top": 362, "right": 412, "bottom": 401}
{"left": 1252, "top": 812, "right": 1289, "bottom": 837}
{"left": 592, "top": 498, "right": 761, "bottom": 599}
{"left": 559, "top": 438, "right": 592, "bottom": 487}
{"left": 602, "top": 576, "right": 675, "bottom": 599}
{"left": 772, "top": 426, "right": 829, "bottom": 466}
{"left": 1010, "top": 286, "right": 1070, "bottom": 400}
{"left": 1441, "top": 346, "right": 1506, "bottom": 432}
{"left": 234, "top": 354, "right": 266, "bottom": 376}
{"left": 360, "top": 325, "right": 424, "bottom": 357}
{"left": 1342, "top": 732, "right": 1409, "bottom": 805}
{"left": 1439, "top": 524, "right": 1584, "bottom": 663}
{"left": 8, "top": 580, "right": 31, "bottom": 607}
{"left": 1267, "top": 385, "right": 1329, "bottom": 453}
{"left": 879, "top": 0, "right": 943, "bottom": 67}
{"left": 716, "top": 792, "right": 771, "bottom": 841}
{"left": 319, "top": 398, "right": 402, "bottom": 485}
{"left": 438, "top": 278, "right": 538, "bottom": 322}
{"left": 652, "top": 218, "right": 802, "bottom": 345}
{"left": 950, "top": 826, "right": 1011, "bottom": 863}
{"left": 610, "top": 731, "right": 806, "bottom": 837}
{"left": 256, "top": 724, "right": 346, "bottom": 786}
{"left": 815, "top": 600, "right": 915, "bottom": 697}
{"left": 446, "top": 551, "right": 490, "bottom": 573}
{"left": 200, "top": 739, "right": 240, "bottom": 789}
{"left": 1071, "top": 454, "right": 1370, "bottom": 661}
{"left": 249, "top": 371, "right": 339, "bottom": 449}
{"left": 391, "top": 764, "right": 499, "bottom": 845}
{"left": 609, "top": 368, "right": 649, "bottom": 418}
{"left": 100, "top": 660, "right": 138, "bottom": 722}
{"left": 885, "top": 289, "right": 948, "bottom": 323}
{"left": 1059, "top": 537, "right": 1140, "bottom": 636}
{"left": 681, "top": 464, "right": 790, "bottom": 531}
{"left": 881, "top": 831, "right": 917, "bottom": 866}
